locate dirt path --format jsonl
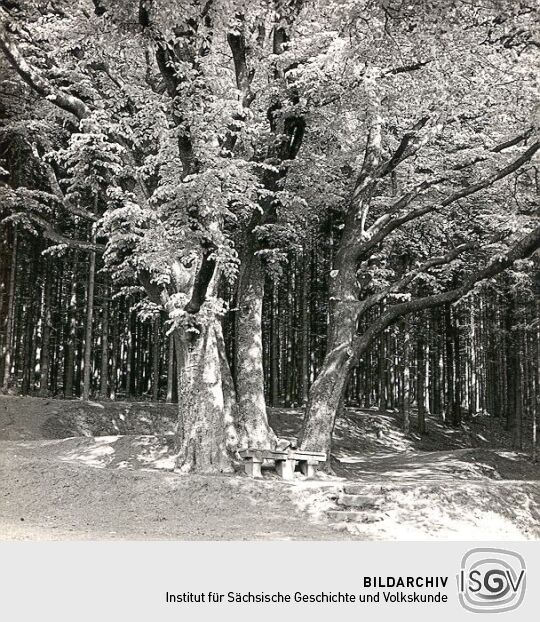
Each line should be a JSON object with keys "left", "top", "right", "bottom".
{"left": 334, "top": 447, "right": 540, "bottom": 481}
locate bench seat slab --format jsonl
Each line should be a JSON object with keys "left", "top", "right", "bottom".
{"left": 289, "top": 451, "right": 326, "bottom": 462}
{"left": 239, "top": 449, "right": 288, "bottom": 461}
{"left": 240, "top": 447, "right": 327, "bottom": 479}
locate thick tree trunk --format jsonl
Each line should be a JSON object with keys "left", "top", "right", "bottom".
{"left": 300, "top": 257, "right": 359, "bottom": 455}
{"left": 235, "top": 253, "right": 277, "bottom": 448}
{"left": 299, "top": 342, "right": 355, "bottom": 456}
{"left": 300, "top": 253, "right": 359, "bottom": 456}
{"left": 174, "top": 321, "right": 239, "bottom": 473}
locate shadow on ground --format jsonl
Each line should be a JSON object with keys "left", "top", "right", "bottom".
{"left": 0, "top": 396, "right": 539, "bottom": 540}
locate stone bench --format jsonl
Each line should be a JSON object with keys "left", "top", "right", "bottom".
{"left": 239, "top": 448, "right": 326, "bottom": 480}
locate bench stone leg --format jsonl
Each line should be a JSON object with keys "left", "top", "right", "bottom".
{"left": 299, "top": 460, "right": 317, "bottom": 478}
{"left": 276, "top": 458, "right": 295, "bottom": 480}
{"left": 245, "top": 458, "right": 263, "bottom": 478}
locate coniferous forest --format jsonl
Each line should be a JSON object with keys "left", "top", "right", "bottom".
{"left": 0, "top": 0, "right": 539, "bottom": 488}
{"left": 1, "top": 223, "right": 539, "bottom": 451}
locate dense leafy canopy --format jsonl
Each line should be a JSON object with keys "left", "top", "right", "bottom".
{"left": 1, "top": 1, "right": 538, "bottom": 465}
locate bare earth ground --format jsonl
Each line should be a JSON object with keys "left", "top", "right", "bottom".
{"left": 1, "top": 395, "right": 539, "bottom": 540}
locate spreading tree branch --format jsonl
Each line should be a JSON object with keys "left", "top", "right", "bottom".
{"left": 8, "top": 212, "right": 104, "bottom": 253}
{"left": 41, "top": 161, "right": 99, "bottom": 222}
{"left": 441, "top": 140, "right": 540, "bottom": 207}
{"left": 0, "top": 13, "right": 91, "bottom": 120}
{"left": 491, "top": 128, "right": 534, "bottom": 153}
{"left": 227, "top": 17, "right": 255, "bottom": 108}
{"left": 221, "top": 15, "right": 257, "bottom": 156}
{"left": 362, "top": 139, "right": 540, "bottom": 258}
{"left": 347, "top": 114, "right": 443, "bottom": 242}
{"left": 357, "top": 238, "right": 482, "bottom": 316}
{"left": 183, "top": 248, "right": 217, "bottom": 314}
{"left": 352, "top": 224, "right": 540, "bottom": 358}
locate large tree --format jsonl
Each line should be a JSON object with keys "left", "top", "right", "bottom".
{"left": 0, "top": 0, "right": 330, "bottom": 470}
{"left": 293, "top": 0, "right": 540, "bottom": 457}
{"left": 1, "top": 0, "right": 539, "bottom": 471}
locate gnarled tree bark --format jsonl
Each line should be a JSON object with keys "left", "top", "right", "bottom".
{"left": 174, "top": 321, "right": 239, "bottom": 473}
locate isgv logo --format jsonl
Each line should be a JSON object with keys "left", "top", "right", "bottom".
{"left": 457, "top": 548, "right": 526, "bottom": 613}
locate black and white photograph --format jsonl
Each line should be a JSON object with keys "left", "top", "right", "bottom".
{"left": 0, "top": 0, "right": 539, "bottom": 547}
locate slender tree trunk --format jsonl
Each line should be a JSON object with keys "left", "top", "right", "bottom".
{"left": 270, "top": 281, "right": 279, "bottom": 406}
{"left": 136, "top": 320, "right": 143, "bottom": 395}
{"left": 515, "top": 352, "right": 523, "bottom": 450}
{"left": 152, "top": 315, "right": 160, "bottom": 401}
{"left": 82, "top": 239, "right": 96, "bottom": 401}
{"left": 38, "top": 257, "right": 52, "bottom": 396}
{"left": 504, "top": 292, "right": 517, "bottom": 439}
{"left": 126, "top": 310, "right": 136, "bottom": 398}
{"left": 99, "top": 285, "right": 109, "bottom": 398}
{"left": 166, "top": 332, "right": 175, "bottom": 403}
{"left": 287, "top": 261, "right": 297, "bottom": 404}
{"left": 533, "top": 296, "right": 539, "bottom": 463}
{"left": 0, "top": 227, "right": 8, "bottom": 353}
{"left": 378, "top": 331, "right": 387, "bottom": 412}
{"left": 468, "top": 305, "right": 478, "bottom": 416}
{"left": 21, "top": 259, "right": 37, "bottom": 395}
{"left": 401, "top": 318, "right": 411, "bottom": 433}
{"left": 453, "top": 309, "right": 462, "bottom": 425}
{"left": 444, "top": 303, "right": 455, "bottom": 424}
{"left": 1, "top": 226, "right": 17, "bottom": 392}
{"left": 109, "top": 302, "right": 119, "bottom": 400}
{"left": 64, "top": 252, "right": 79, "bottom": 398}
{"left": 299, "top": 246, "right": 311, "bottom": 404}
{"left": 280, "top": 286, "right": 289, "bottom": 403}
{"left": 416, "top": 327, "right": 427, "bottom": 434}
{"left": 50, "top": 266, "right": 62, "bottom": 396}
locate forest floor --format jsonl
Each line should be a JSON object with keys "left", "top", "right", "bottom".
{"left": 0, "top": 395, "right": 539, "bottom": 540}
